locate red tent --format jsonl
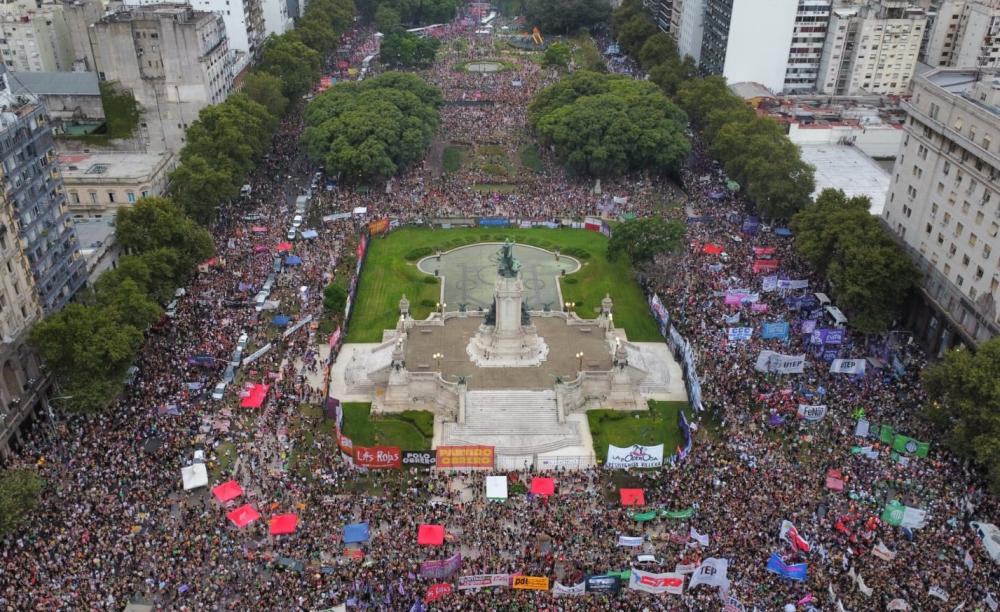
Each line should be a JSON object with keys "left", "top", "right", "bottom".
{"left": 270, "top": 513, "right": 299, "bottom": 535}
{"left": 825, "top": 468, "right": 845, "bottom": 491}
{"left": 276, "top": 242, "right": 293, "bottom": 253}
{"left": 227, "top": 504, "right": 260, "bottom": 528}
{"left": 240, "top": 384, "right": 269, "bottom": 408}
{"left": 530, "top": 477, "right": 555, "bottom": 497}
{"left": 619, "top": 488, "right": 645, "bottom": 506}
{"left": 212, "top": 480, "right": 243, "bottom": 503}
{"left": 417, "top": 524, "right": 445, "bottom": 546}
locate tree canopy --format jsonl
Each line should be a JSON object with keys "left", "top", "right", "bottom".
{"left": 115, "top": 197, "right": 214, "bottom": 273}
{"left": 529, "top": 71, "right": 689, "bottom": 177}
{"left": 303, "top": 72, "right": 442, "bottom": 183}
{"left": 608, "top": 217, "right": 686, "bottom": 265}
{"left": 542, "top": 42, "right": 572, "bottom": 69}
{"left": 259, "top": 34, "right": 323, "bottom": 100}
{"left": 0, "top": 469, "right": 43, "bottom": 536}
{"left": 242, "top": 72, "right": 289, "bottom": 117}
{"left": 923, "top": 337, "right": 1000, "bottom": 493}
{"left": 523, "top": 0, "right": 612, "bottom": 34}
{"left": 790, "top": 189, "right": 918, "bottom": 333}
{"left": 380, "top": 30, "right": 441, "bottom": 69}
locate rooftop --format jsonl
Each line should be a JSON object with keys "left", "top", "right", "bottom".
{"left": 58, "top": 151, "right": 172, "bottom": 181}
{"left": 799, "top": 144, "right": 890, "bottom": 215}
{"left": 923, "top": 68, "right": 1000, "bottom": 117}
{"left": 72, "top": 215, "right": 115, "bottom": 250}
{"left": 729, "top": 81, "right": 775, "bottom": 101}
{"left": 8, "top": 71, "right": 100, "bottom": 97}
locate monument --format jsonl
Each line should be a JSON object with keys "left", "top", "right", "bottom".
{"left": 466, "top": 240, "right": 549, "bottom": 367}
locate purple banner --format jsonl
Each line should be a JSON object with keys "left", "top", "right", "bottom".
{"left": 420, "top": 553, "right": 462, "bottom": 579}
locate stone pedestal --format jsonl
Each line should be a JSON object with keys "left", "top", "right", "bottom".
{"left": 467, "top": 275, "right": 548, "bottom": 367}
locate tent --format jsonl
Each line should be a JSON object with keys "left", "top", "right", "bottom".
{"left": 275, "top": 242, "right": 293, "bottom": 252}
{"left": 486, "top": 476, "right": 508, "bottom": 501}
{"left": 620, "top": 488, "right": 646, "bottom": 506}
{"left": 270, "top": 513, "right": 299, "bottom": 535}
{"left": 530, "top": 477, "right": 555, "bottom": 497}
{"left": 228, "top": 504, "right": 260, "bottom": 528}
{"left": 300, "top": 229, "right": 318, "bottom": 239}
{"left": 212, "top": 480, "right": 243, "bottom": 503}
{"left": 181, "top": 463, "right": 208, "bottom": 491}
{"left": 417, "top": 524, "right": 445, "bottom": 546}
{"left": 284, "top": 255, "right": 302, "bottom": 266}
{"left": 343, "top": 522, "right": 370, "bottom": 544}
{"left": 270, "top": 315, "right": 291, "bottom": 327}
{"left": 240, "top": 384, "right": 269, "bottom": 408}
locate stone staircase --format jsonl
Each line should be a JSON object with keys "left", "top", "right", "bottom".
{"left": 440, "top": 390, "right": 583, "bottom": 456}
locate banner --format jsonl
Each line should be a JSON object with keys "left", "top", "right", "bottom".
{"left": 617, "top": 535, "right": 644, "bottom": 547}
{"left": 796, "top": 404, "right": 827, "bottom": 422}
{"left": 419, "top": 553, "right": 462, "bottom": 579}
{"left": 688, "top": 558, "right": 729, "bottom": 589}
{"left": 435, "top": 445, "right": 494, "bottom": 469}
{"left": 631, "top": 511, "right": 658, "bottom": 522}
{"left": 353, "top": 446, "right": 401, "bottom": 469}
{"left": 891, "top": 434, "right": 930, "bottom": 458}
{"left": 425, "top": 583, "right": 452, "bottom": 602}
{"left": 663, "top": 507, "right": 695, "bottom": 519}
{"left": 872, "top": 541, "right": 897, "bottom": 561}
{"left": 761, "top": 322, "right": 790, "bottom": 340}
{"left": 762, "top": 275, "right": 779, "bottom": 292}
{"left": 830, "top": 359, "right": 866, "bottom": 375}
{"left": 727, "top": 327, "right": 753, "bottom": 342}
{"left": 674, "top": 563, "right": 697, "bottom": 575}
{"left": 401, "top": 450, "right": 437, "bottom": 467}
{"left": 368, "top": 218, "right": 390, "bottom": 235}
{"left": 779, "top": 520, "right": 811, "bottom": 552}
{"left": 335, "top": 428, "right": 353, "bottom": 454}
{"left": 628, "top": 569, "right": 684, "bottom": 595}
{"left": 755, "top": 351, "right": 806, "bottom": 374}
{"left": 689, "top": 527, "right": 709, "bottom": 547}
{"left": 606, "top": 444, "right": 664, "bottom": 469}
{"left": 511, "top": 576, "right": 549, "bottom": 590}
{"left": 457, "top": 574, "right": 509, "bottom": 590}
{"left": 811, "top": 328, "right": 845, "bottom": 345}
{"left": 724, "top": 291, "right": 760, "bottom": 305}
{"left": 766, "top": 553, "right": 807, "bottom": 581}
{"left": 882, "top": 501, "right": 928, "bottom": 529}
{"left": 552, "top": 581, "right": 586, "bottom": 596}
{"left": 928, "top": 586, "right": 950, "bottom": 602}
{"left": 753, "top": 247, "right": 776, "bottom": 257}
{"left": 777, "top": 279, "right": 809, "bottom": 290}
{"left": 584, "top": 575, "right": 622, "bottom": 593}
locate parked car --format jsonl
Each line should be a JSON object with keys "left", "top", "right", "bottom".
{"left": 287, "top": 228, "right": 296, "bottom": 240}
{"left": 237, "top": 332, "right": 249, "bottom": 351}
{"left": 165, "top": 299, "right": 179, "bottom": 318}
{"left": 211, "top": 382, "right": 226, "bottom": 401}
{"left": 292, "top": 214, "right": 303, "bottom": 228}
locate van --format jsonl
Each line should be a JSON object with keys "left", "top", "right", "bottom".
{"left": 287, "top": 228, "right": 296, "bottom": 240}
{"left": 814, "top": 293, "right": 832, "bottom": 307}
{"left": 825, "top": 305, "right": 848, "bottom": 328}
{"left": 237, "top": 332, "right": 249, "bottom": 351}
{"left": 273, "top": 257, "right": 283, "bottom": 273}
{"left": 295, "top": 195, "right": 310, "bottom": 212}
{"left": 211, "top": 382, "right": 227, "bottom": 401}
{"left": 165, "top": 299, "right": 179, "bottom": 318}
{"left": 971, "top": 521, "right": 1000, "bottom": 564}
{"left": 292, "top": 214, "right": 303, "bottom": 228}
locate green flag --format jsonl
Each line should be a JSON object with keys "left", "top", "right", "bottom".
{"left": 631, "top": 511, "right": 658, "bottom": 522}
{"left": 879, "top": 424, "right": 895, "bottom": 444}
{"left": 891, "top": 434, "right": 930, "bottom": 458}
{"left": 661, "top": 507, "right": 694, "bottom": 519}
{"left": 607, "top": 570, "right": 631, "bottom": 580}
{"left": 882, "top": 500, "right": 904, "bottom": 526}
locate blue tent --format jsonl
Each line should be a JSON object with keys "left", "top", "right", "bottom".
{"left": 343, "top": 522, "right": 370, "bottom": 544}
{"left": 271, "top": 314, "right": 291, "bottom": 327}
{"left": 285, "top": 255, "right": 303, "bottom": 266}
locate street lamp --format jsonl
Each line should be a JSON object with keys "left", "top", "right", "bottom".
{"left": 575, "top": 351, "right": 584, "bottom": 370}
{"left": 432, "top": 352, "right": 443, "bottom": 369}
{"left": 436, "top": 302, "right": 447, "bottom": 314}
{"left": 564, "top": 301, "right": 575, "bottom": 312}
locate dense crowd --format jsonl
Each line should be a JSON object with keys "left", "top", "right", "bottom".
{"left": 0, "top": 11, "right": 998, "bottom": 612}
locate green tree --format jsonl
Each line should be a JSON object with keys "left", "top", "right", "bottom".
{"left": 924, "top": 337, "right": 1000, "bottom": 493}
{"left": 259, "top": 34, "right": 322, "bottom": 99}
{"left": 380, "top": 30, "right": 441, "bottom": 69}
{"left": 375, "top": 4, "right": 401, "bottom": 30}
{"left": 637, "top": 32, "right": 676, "bottom": 70}
{"left": 324, "top": 283, "right": 348, "bottom": 312}
{"left": 524, "top": 0, "right": 611, "bottom": 34}
{"left": 0, "top": 469, "right": 43, "bottom": 536}
{"left": 542, "top": 42, "right": 572, "bottom": 68}
{"left": 169, "top": 154, "right": 235, "bottom": 224}
{"left": 242, "top": 72, "right": 289, "bottom": 117}
{"left": 647, "top": 53, "right": 697, "bottom": 97}
{"left": 608, "top": 217, "right": 685, "bottom": 265}
{"left": 115, "top": 197, "right": 214, "bottom": 275}
{"left": 95, "top": 278, "right": 163, "bottom": 330}
{"left": 616, "top": 14, "right": 657, "bottom": 58}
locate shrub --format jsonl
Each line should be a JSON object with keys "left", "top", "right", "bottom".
{"left": 405, "top": 247, "right": 434, "bottom": 261}
{"left": 423, "top": 276, "right": 438, "bottom": 284}
{"left": 481, "top": 162, "right": 509, "bottom": 176}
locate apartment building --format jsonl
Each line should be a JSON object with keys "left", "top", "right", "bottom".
{"left": 61, "top": 150, "right": 176, "bottom": 217}
{"left": 786, "top": 0, "right": 835, "bottom": 92}
{"left": 0, "top": 0, "right": 76, "bottom": 72}
{"left": 643, "top": 0, "right": 674, "bottom": 32}
{"left": 924, "top": 0, "right": 1000, "bottom": 68}
{"left": 883, "top": 68, "right": 1000, "bottom": 350}
{"left": 672, "top": 0, "right": 705, "bottom": 62}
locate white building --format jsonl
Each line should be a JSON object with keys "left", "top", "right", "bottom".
{"left": 673, "top": 0, "right": 705, "bottom": 62}
{"left": 785, "top": 0, "right": 835, "bottom": 92}
{"left": 882, "top": 68, "right": 1000, "bottom": 349}
{"left": 924, "top": 0, "right": 1000, "bottom": 69}
{"left": 60, "top": 151, "right": 177, "bottom": 217}
{"left": 261, "top": 0, "right": 293, "bottom": 36}
{"left": 0, "top": 0, "right": 76, "bottom": 72}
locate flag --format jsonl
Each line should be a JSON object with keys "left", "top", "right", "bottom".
{"left": 689, "top": 527, "right": 709, "bottom": 547}
{"left": 779, "top": 520, "right": 811, "bottom": 553}
{"left": 872, "top": 541, "right": 896, "bottom": 561}
{"left": 985, "top": 592, "right": 998, "bottom": 611}
{"left": 964, "top": 549, "right": 974, "bottom": 570}
{"left": 887, "top": 599, "right": 909, "bottom": 611}
{"left": 688, "top": 558, "right": 728, "bottom": 589}
{"left": 766, "top": 553, "right": 807, "bottom": 581}
{"left": 929, "top": 586, "right": 950, "bottom": 602}
{"left": 856, "top": 573, "right": 873, "bottom": 597}
{"left": 891, "top": 434, "right": 930, "bottom": 457}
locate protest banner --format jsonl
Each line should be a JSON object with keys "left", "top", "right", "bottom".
{"left": 628, "top": 569, "right": 684, "bottom": 595}
{"left": 606, "top": 444, "right": 664, "bottom": 469}
{"left": 436, "top": 445, "right": 494, "bottom": 469}
{"left": 511, "top": 576, "right": 549, "bottom": 590}
{"left": 353, "top": 446, "right": 401, "bottom": 469}
{"left": 457, "top": 574, "right": 510, "bottom": 590}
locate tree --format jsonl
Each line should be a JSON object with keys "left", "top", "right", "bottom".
{"left": 259, "top": 34, "right": 322, "bottom": 99}
{"left": 115, "top": 197, "right": 214, "bottom": 275}
{"left": 542, "top": 42, "right": 571, "bottom": 68}
{"left": 96, "top": 278, "right": 163, "bottom": 330}
{"left": 647, "top": 53, "right": 697, "bottom": 97}
{"left": 524, "top": 0, "right": 611, "bottom": 34}
{"left": 608, "top": 217, "right": 685, "bottom": 265}
{"left": 242, "top": 72, "right": 289, "bottom": 117}
{"left": 375, "top": 4, "right": 401, "bottom": 30}
{"left": 637, "top": 32, "right": 676, "bottom": 70}
{"left": 324, "top": 283, "right": 348, "bottom": 312}
{"left": 169, "top": 154, "right": 236, "bottom": 224}
{"left": 380, "top": 30, "right": 441, "bottom": 69}
{"left": 616, "top": 14, "right": 657, "bottom": 58}
{"left": 0, "top": 469, "right": 43, "bottom": 536}
{"left": 924, "top": 338, "right": 1000, "bottom": 493}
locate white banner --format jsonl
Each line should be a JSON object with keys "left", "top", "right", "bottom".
{"left": 777, "top": 279, "right": 809, "bottom": 290}
{"left": 762, "top": 275, "right": 778, "bottom": 292}
{"left": 755, "top": 351, "right": 806, "bottom": 374}
{"left": 485, "top": 476, "right": 507, "bottom": 500}
{"left": 689, "top": 527, "right": 709, "bottom": 547}
{"left": 900, "top": 507, "right": 927, "bottom": 529}
{"left": 887, "top": 599, "right": 909, "bottom": 611}
{"left": 674, "top": 563, "right": 697, "bottom": 575}
{"left": 282, "top": 314, "right": 314, "bottom": 338}
{"left": 929, "top": 586, "right": 950, "bottom": 602}
{"left": 617, "top": 535, "right": 644, "bottom": 547}
{"left": 985, "top": 592, "right": 998, "bottom": 612}
{"left": 606, "top": 444, "right": 664, "bottom": 469}
{"left": 242, "top": 343, "right": 273, "bottom": 367}
{"left": 457, "top": 574, "right": 510, "bottom": 590}
{"left": 688, "top": 557, "right": 729, "bottom": 589}
{"left": 830, "top": 358, "right": 866, "bottom": 375}
{"left": 552, "top": 581, "right": 585, "bottom": 596}
{"left": 872, "top": 541, "right": 897, "bottom": 561}
{"left": 797, "top": 404, "right": 827, "bottom": 421}
{"left": 628, "top": 569, "right": 684, "bottom": 595}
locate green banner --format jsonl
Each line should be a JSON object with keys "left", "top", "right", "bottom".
{"left": 607, "top": 570, "right": 631, "bottom": 580}
{"left": 878, "top": 424, "right": 895, "bottom": 444}
{"left": 631, "top": 511, "right": 658, "bottom": 522}
{"left": 881, "top": 500, "right": 904, "bottom": 526}
{"left": 662, "top": 507, "right": 695, "bottom": 519}
{"left": 891, "top": 434, "right": 930, "bottom": 457}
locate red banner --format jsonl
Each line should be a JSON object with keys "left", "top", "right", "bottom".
{"left": 335, "top": 427, "right": 353, "bottom": 454}
{"left": 436, "top": 445, "right": 495, "bottom": 469}
{"left": 752, "top": 259, "right": 780, "bottom": 273}
{"left": 353, "top": 445, "right": 401, "bottom": 469}
{"left": 425, "top": 582, "right": 453, "bottom": 602}
{"left": 368, "top": 218, "right": 390, "bottom": 235}
{"left": 753, "top": 246, "right": 777, "bottom": 257}
{"left": 328, "top": 326, "right": 341, "bottom": 348}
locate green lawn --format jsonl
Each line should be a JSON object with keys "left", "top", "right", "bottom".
{"left": 588, "top": 401, "right": 691, "bottom": 464}
{"left": 442, "top": 146, "right": 464, "bottom": 173}
{"left": 341, "top": 402, "right": 433, "bottom": 450}
{"left": 346, "top": 226, "right": 660, "bottom": 342}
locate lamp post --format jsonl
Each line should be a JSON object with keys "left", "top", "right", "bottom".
{"left": 575, "top": 351, "right": 584, "bottom": 371}
{"left": 433, "top": 352, "right": 443, "bottom": 370}
{"left": 436, "top": 302, "right": 447, "bottom": 314}
{"left": 564, "top": 301, "right": 575, "bottom": 313}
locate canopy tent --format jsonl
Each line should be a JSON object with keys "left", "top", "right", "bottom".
{"left": 270, "top": 315, "right": 291, "bottom": 327}
{"left": 343, "top": 522, "right": 370, "bottom": 544}
{"left": 300, "top": 229, "right": 318, "bottom": 239}
{"left": 181, "top": 464, "right": 208, "bottom": 491}
{"left": 417, "top": 524, "right": 445, "bottom": 546}
{"left": 227, "top": 504, "right": 260, "bottom": 528}
{"left": 270, "top": 513, "right": 299, "bottom": 535}
{"left": 530, "top": 477, "right": 555, "bottom": 497}
{"left": 212, "top": 480, "right": 243, "bottom": 503}
{"left": 275, "top": 242, "right": 293, "bottom": 252}
{"left": 486, "top": 476, "right": 508, "bottom": 501}
{"left": 284, "top": 255, "right": 302, "bottom": 266}
{"left": 240, "top": 384, "right": 269, "bottom": 408}
{"left": 620, "top": 488, "right": 646, "bottom": 506}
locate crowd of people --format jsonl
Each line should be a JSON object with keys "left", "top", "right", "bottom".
{"left": 0, "top": 9, "right": 998, "bottom": 612}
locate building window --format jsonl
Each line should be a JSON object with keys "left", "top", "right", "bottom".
{"left": 71, "top": 191, "right": 80, "bottom": 204}
{"left": 969, "top": 233, "right": 978, "bottom": 247}
{"left": 89, "top": 192, "right": 97, "bottom": 204}
{"left": 127, "top": 191, "right": 136, "bottom": 203}
{"left": 107, "top": 192, "right": 115, "bottom": 203}
{"left": 141, "top": 190, "right": 149, "bottom": 198}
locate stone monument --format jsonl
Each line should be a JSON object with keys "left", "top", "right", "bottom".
{"left": 466, "top": 240, "right": 549, "bottom": 367}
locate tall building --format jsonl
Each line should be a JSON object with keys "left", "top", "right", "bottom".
{"left": 924, "top": 0, "right": 1000, "bottom": 68}
{"left": 643, "top": 0, "right": 674, "bottom": 32}
{"left": 882, "top": 68, "right": 1000, "bottom": 350}
{"left": 673, "top": 0, "right": 705, "bottom": 62}
{"left": 0, "top": 0, "right": 76, "bottom": 72}
{"left": 84, "top": 4, "right": 234, "bottom": 152}
{"left": 0, "top": 69, "right": 86, "bottom": 314}
{"left": 817, "top": 0, "right": 928, "bottom": 95}
{"left": 785, "top": 0, "right": 835, "bottom": 93}
{"left": 261, "top": 0, "right": 293, "bottom": 36}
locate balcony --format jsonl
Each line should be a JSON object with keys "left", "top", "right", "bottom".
{"left": 0, "top": 371, "right": 51, "bottom": 451}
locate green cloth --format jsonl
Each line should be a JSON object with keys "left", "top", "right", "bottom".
{"left": 662, "top": 507, "right": 694, "bottom": 519}
{"left": 879, "top": 424, "right": 895, "bottom": 444}
{"left": 881, "top": 500, "right": 904, "bottom": 526}
{"left": 891, "top": 434, "right": 930, "bottom": 457}
{"left": 631, "top": 511, "right": 658, "bottom": 522}
{"left": 607, "top": 570, "right": 631, "bottom": 580}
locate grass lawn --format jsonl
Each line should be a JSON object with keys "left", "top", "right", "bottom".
{"left": 442, "top": 146, "right": 464, "bottom": 173}
{"left": 341, "top": 402, "right": 433, "bottom": 449}
{"left": 346, "top": 226, "right": 660, "bottom": 342}
{"left": 286, "top": 403, "right": 336, "bottom": 478}
{"left": 519, "top": 146, "right": 543, "bottom": 173}
{"left": 588, "top": 401, "right": 691, "bottom": 464}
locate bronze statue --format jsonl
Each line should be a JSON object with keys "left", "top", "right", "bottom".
{"left": 495, "top": 238, "right": 521, "bottom": 279}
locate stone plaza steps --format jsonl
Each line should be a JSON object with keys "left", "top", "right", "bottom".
{"left": 440, "top": 389, "right": 582, "bottom": 455}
